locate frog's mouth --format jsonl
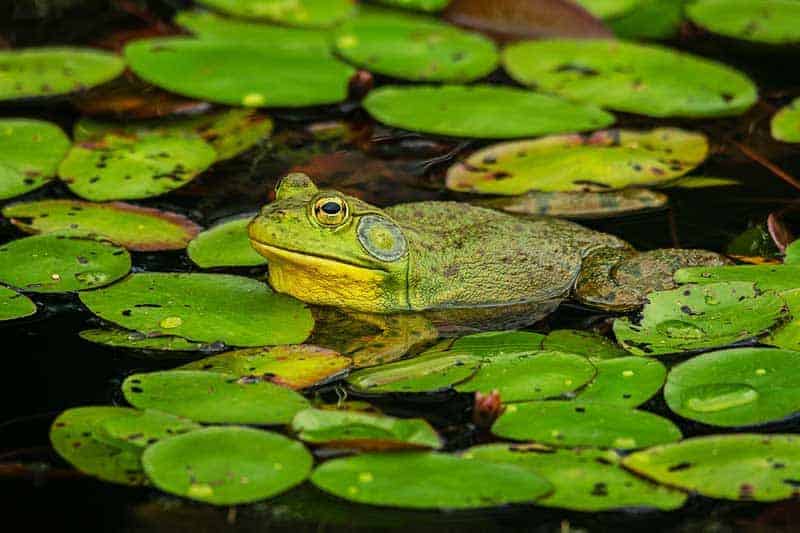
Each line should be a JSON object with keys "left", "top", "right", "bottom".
{"left": 249, "top": 241, "right": 388, "bottom": 272}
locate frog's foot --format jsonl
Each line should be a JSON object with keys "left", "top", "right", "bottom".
{"left": 575, "top": 247, "right": 730, "bottom": 312}
{"left": 340, "top": 312, "right": 439, "bottom": 369}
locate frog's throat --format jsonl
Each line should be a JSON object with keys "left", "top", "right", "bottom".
{"left": 251, "top": 242, "right": 408, "bottom": 313}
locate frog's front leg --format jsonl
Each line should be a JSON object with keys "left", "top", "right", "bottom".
{"left": 574, "top": 247, "right": 730, "bottom": 312}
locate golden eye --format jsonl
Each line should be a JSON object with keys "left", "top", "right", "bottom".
{"left": 313, "top": 197, "right": 348, "bottom": 226}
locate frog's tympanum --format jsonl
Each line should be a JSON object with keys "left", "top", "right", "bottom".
{"left": 249, "top": 173, "right": 726, "bottom": 321}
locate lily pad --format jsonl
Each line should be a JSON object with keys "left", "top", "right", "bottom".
{"left": 363, "top": 85, "right": 615, "bottom": 139}
{"left": 0, "top": 286, "right": 36, "bottom": 321}
{"left": 542, "top": 329, "right": 629, "bottom": 360}
{"left": 607, "top": 0, "right": 684, "bottom": 39}
{"left": 503, "top": 39, "right": 758, "bottom": 118}
{"left": 674, "top": 265, "right": 800, "bottom": 292}
{"left": 465, "top": 444, "right": 686, "bottom": 511}
{"left": 613, "top": 281, "right": 787, "bottom": 356}
{"left": 373, "top": 0, "right": 451, "bottom": 11}
{"left": 0, "top": 47, "right": 125, "bottom": 101}
{"left": 181, "top": 345, "right": 351, "bottom": 389}
{"left": 687, "top": 0, "right": 800, "bottom": 45}
{"left": 79, "top": 328, "right": 213, "bottom": 352}
{"left": 623, "top": 434, "right": 800, "bottom": 501}
{"left": 575, "top": 0, "right": 642, "bottom": 19}
{"left": 3, "top": 200, "right": 201, "bottom": 251}
{"left": 0, "top": 119, "right": 71, "bottom": 200}
{"left": 50, "top": 406, "right": 145, "bottom": 485}
{"left": 0, "top": 234, "right": 130, "bottom": 293}
{"left": 449, "top": 330, "right": 546, "bottom": 356}
{"left": 333, "top": 9, "right": 497, "bottom": 82}
{"left": 347, "top": 351, "right": 481, "bottom": 393}
{"left": 79, "top": 273, "right": 313, "bottom": 347}
{"left": 125, "top": 37, "right": 355, "bottom": 107}
{"left": 664, "top": 347, "right": 800, "bottom": 427}
{"left": 311, "top": 451, "right": 552, "bottom": 509}
{"left": 98, "top": 410, "right": 201, "bottom": 449}
{"left": 291, "top": 408, "right": 442, "bottom": 450}
{"left": 765, "top": 289, "right": 800, "bottom": 351}
{"left": 122, "top": 370, "right": 310, "bottom": 424}
{"left": 142, "top": 426, "right": 313, "bottom": 505}
{"left": 492, "top": 401, "right": 682, "bottom": 449}
{"left": 193, "top": 0, "right": 356, "bottom": 27}
{"left": 188, "top": 216, "right": 267, "bottom": 268}
{"left": 578, "top": 357, "right": 666, "bottom": 407}
{"left": 772, "top": 97, "right": 800, "bottom": 143}
{"left": 446, "top": 128, "right": 708, "bottom": 195}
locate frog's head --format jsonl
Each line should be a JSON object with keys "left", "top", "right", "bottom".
{"left": 248, "top": 173, "right": 410, "bottom": 312}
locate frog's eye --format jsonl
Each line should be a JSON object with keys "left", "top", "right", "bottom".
{"left": 313, "top": 196, "right": 348, "bottom": 226}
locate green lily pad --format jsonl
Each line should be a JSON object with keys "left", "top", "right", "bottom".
{"left": 143, "top": 426, "right": 313, "bottom": 505}
{"left": 347, "top": 351, "right": 481, "bottom": 393}
{"left": 492, "top": 401, "right": 682, "bottom": 449}
{"left": 503, "top": 39, "right": 757, "bottom": 118}
{"left": 363, "top": 85, "right": 615, "bottom": 139}
{"left": 0, "top": 119, "right": 71, "bottom": 200}
{"left": 125, "top": 37, "right": 355, "bottom": 108}
{"left": 181, "top": 345, "right": 351, "bottom": 389}
{"left": 291, "top": 408, "right": 442, "bottom": 450}
{"left": 667, "top": 176, "right": 742, "bottom": 189}
{"left": 193, "top": 0, "right": 356, "bottom": 27}
{"left": 0, "top": 47, "right": 125, "bottom": 101}
{"left": 122, "top": 370, "right": 310, "bottom": 424}
{"left": 607, "top": 0, "right": 685, "bottom": 39}
{"left": 765, "top": 289, "right": 800, "bottom": 351}
{"left": 687, "top": 0, "right": 800, "bottom": 45}
{"left": 542, "top": 329, "right": 629, "bottom": 360}
{"left": 188, "top": 216, "right": 267, "bottom": 268}
{"left": 98, "top": 410, "right": 201, "bottom": 449}
{"left": 0, "top": 285, "right": 36, "bottom": 321}
{"left": 578, "top": 357, "right": 666, "bottom": 407}
{"left": 311, "top": 451, "right": 552, "bottom": 509}
{"left": 333, "top": 9, "right": 497, "bottom": 82}
{"left": 613, "top": 281, "right": 787, "bottom": 356}
{"left": 455, "top": 351, "right": 596, "bottom": 402}
{"left": 623, "top": 434, "right": 800, "bottom": 501}
{"left": 446, "top": 128, "right": 708, "bottom": 195}
{"left": 80, "top": 328, "right": 213, "bottom": 352}
{"left": 3, "top": 200, "right": 201, "bottom": 251}
{"left": 664, "top": 347, "right": 800, "bottom": 427}
{"left": 0, "top": 234, "right": 130, "bottom": 293}
{"left": 449, "top": 330, "right": 546, "bottom": 356}
{"left": 464, "top": 444, "right": 686, "bottom": 511}
{"left": 575, "top": 0, "right": 642, "bottom": 19}
{"left": 79, "top": 273, "right": 313, "bottom": 347}
{"left": 786, "top": 241, "right": 800, "bottom": 265}
{"left": 772, "top": 97, "right": 800, "bottom": 143}
{"left": 674, "top": 264, "right": 800, "bottom": 292}
{"left": 373, "top": 0, "right": 451, "bottom": 12}
{"left": 50, "top": 406, "right": 145, "bottom": 485}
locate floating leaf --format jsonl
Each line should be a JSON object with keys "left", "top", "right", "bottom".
{"left": 143, "top": 427, "right": 313, "bottom": 505}
{"left": 80, "top": 328, "right": 213, "bottom": 352}
{"left": 607, "top": 0, "right": 685, "bottom": 40}
{"left": 311, "top": 451, "right": 552, "bottom": 509}
{"left": 575, "top": 0, "right": 642, "bottom": 19}
{"left": 687, "top": 0, "right": 800, "bottom": 45}
{"left": 578, "top": 357, "right": 666, "bottom": 407}
{"left": 446, "top": 128, "right": 708, "bottom": 195}
{"left": 449, "top": 330, "right": 546, "bottom": 356}
{"left": 0, "top": 47, "right": 124, "bottom": 101}
{"left": 3, "top": 200, "right": 201, "bottom": 252}
{"left": 613, "top": 282, "right": 787, "bottom": 356}
{"left": 181, "top": 345, "right": 351, "bottom": 389}
{"left": 0, "top": 234, "right": 130, "bottom": 293}
{"left": 79, "top": 273, "right": 313, "bottom": 347}
{"left": 666, "top": 176, "right": 742, "bottom": 189}
{"left": 674, "top": 264, "right": 800, "bottom": 292}
{"left": 0, "top": 119, "right": 70, "bottom": 200}
{"left": 0, "top": 285, "right": 36, "bottom": 321}
{"left": 125, "top": 37, "right": 355, "bottom": 107}
{"left": 623, "top": 434, "right": 800, "bottom": 501}
{"left": 465, "top": 444, "right": 686, "bottom": 511}
{"left": 122, "top": 370, "right": 310, "bottom": 424}
{"left": 291, "top": 408, "right": 442, "bottom": 450}
{"left": 542, "top": 329, "right": 629, "bottom": 360}
{"left": 503, "top": 39, "right": 758, "bottom": 117}
{"left": 492, "top": 401, "right": 682, "bottom": 449}
{"left": 772, "top": 97, "right": 800, "bottom": 144}
{"left": 193, "top": 0, "right": 356, "bottom": 27}
{"left": 347, "top": 351, "right": 481, "bottom": 393}
{"left": 98, "top": 410, "right": 201, "bottom": 449}
{"left": 765, "top": 289, "right": 800, "bottom": 351}
{"left": 373, "top": 0, "right": 451, "bottom": 12}
{"left": 363, "top": 85, "right": 614, "bottom": 139}
{"left": 786, "top": 241, "right": 800, "bottom": 265}
{"left": 188, "top": 216, "right": 267, "bottom": 268}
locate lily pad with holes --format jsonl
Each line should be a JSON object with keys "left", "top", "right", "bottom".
{"left": 664, "top": 347, "right": 800, "bottom": 427}
{"left": 50, "top": 406, "right": 145, "bottom": 485}
{"left": 194, "top": 0, "right": 356, "bottom": 27}
{"left": 363, "top": 85, "right": 615, "bottom": 139}
{"left": 98, "top": 410, "right": 201, "bottom": 449}
{"left": 181, "top": 345, "right": 351, "bottom": 389}
{"left": 623, "top": 434, "right": 800, "bottom": 501}
{"left": 575, "top": 0, "right": 642, "bottom": 19}
{"left": 79, "top": 273, "right": 313, "bottom": 347}
{"left": 0, "top": 234, "right": 130, "bottom": 293}
{"left": 291, "top": 408, "right": 442, "bottom": 450}
{"left": 0, "top": 286, "right": 36, "bottom": 321}
{"left": 448, "top": 330, "right": 546, "bottom": 357}
{"left": 188, "top": 216, "right": 267, "bottom": 268}
{"left": 125, "top": 38, "right": 355, "bottom": 108}
{"left": 143, "top": 426, "right": 313, "bottom": 505}
{"left": 333, "top": 9, "right": 497, "bottom": 82}
{"left": 674, "top": 264, "right": 800, "bottom": 292}
{"left": 613, "top": 282, "right": 787, "bottom": 356}
{"left": 79, "top": 328, "right": 214, "bottom": 352}
{"left": 446, "top": 128, "right": 708, "bottom": 195}
{"left": 347, "top": 350, "right": 481, "bottom": 393}
{"left": 687, "top": 0, "right": 800, "bottom": 46}
{"left": 0, "top": 47, "right": 125, "bottom": 101}
{"left": 455, "top": 351, "right": 596, "bottom": 402}
{"left": 464, "top": 444, "right": 686, "bottom": 511}
{"left": 122, "top": 370, "right": 310, "bottom": 424}
{"left": 772, "top": 97, "right": 800, "bottom": 143}
{"left": 0, "top": 119, "right": 71, "bottom": 200}
{"left": 542, "top": 329, "right": 629, "bottom": 360}
{"left": 492, "top": 401, "right": 682, "bottom": 449}
{"left": 503, "top": 39, "right": 757, "bottom": 118}
{"left": 3, "top": 200, "right": 201, "bottom": 251}
{"left": 311, "top": 451, "right": 552, "bottom": 509}
{"left": 578, "top": 357, "right": 666, "bottom": 407}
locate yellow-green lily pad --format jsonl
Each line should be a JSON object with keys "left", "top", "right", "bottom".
{"left": 578, "top": 357, "right": 666, "bottom": 407}
{"left": 188, "top": 216, "right": 267, "bottom": 268}
{"left": 772, "top": 97, "right": 800, "bottom": 143}
{"left": 687, "top": 0, "right": 800, "bottom": 45}
{"left": 575, "top": 0, "right": 642, "bottom": 19}
{"left": 0, "top": 119, "right": 70, "bottom": 200}
{"left": 675, "top": 264, "right": 800, "bottom": 292}
{"left": 98, "top": 409, "right": 201, "bottom": 449}
{"left": 448, "top": 330, "right": 546, "bottom": 356}
{"left": 193, "top": 0, "right": 356, "bottom": 27}
{"left": 765, "top": 289, "right": 800, "bottom": 351}
{"left": 542, "top": 329, "right": 629, "bottom": 360}
{"left": 373, "top": 0, "right": 451, "bottom": 12}
{"left": 347, "top": 350, "right": 481, "bottom": 393}
{"left": 0, "top": 285, "right": 36, "bottom": 321}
